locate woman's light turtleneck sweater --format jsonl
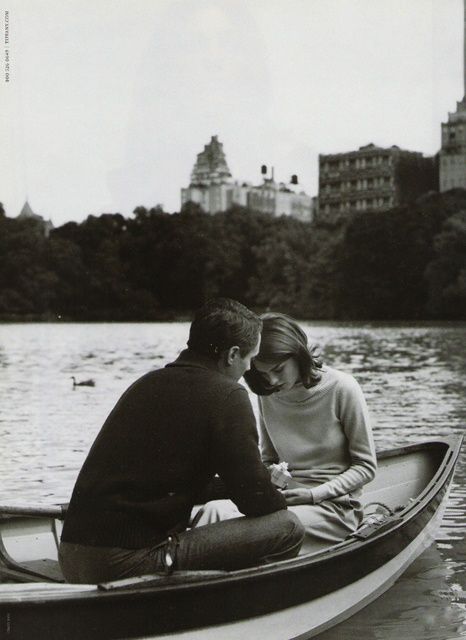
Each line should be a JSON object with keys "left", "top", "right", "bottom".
{"left": 258, "top": 366, "right": 377, "bottom": 505}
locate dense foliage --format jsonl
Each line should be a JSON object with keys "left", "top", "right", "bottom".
{"left": 0, "top": 190, "right": 465, "bottom": 321}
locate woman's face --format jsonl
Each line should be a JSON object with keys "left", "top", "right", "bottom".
{"left": 253, "top": 357, "right": 301, "bottom": 392}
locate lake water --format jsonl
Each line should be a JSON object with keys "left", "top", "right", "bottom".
{"left": 0, "top": 321, "right": 465, "bottom": 639}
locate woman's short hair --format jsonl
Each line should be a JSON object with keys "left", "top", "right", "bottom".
{"left": 244, "top": 312, "right": 323, "bottom": 395}
{"left": 187, "top": 298, "right": 262, "bottom": 359}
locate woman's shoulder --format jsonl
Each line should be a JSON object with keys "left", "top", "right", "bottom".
{"left": 323, "top": 366, "right": 361, "bottom": 393}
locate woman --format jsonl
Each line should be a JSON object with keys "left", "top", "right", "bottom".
{"left": 196, "top": 312, "right": 377, "bottom": 555}
{"left": 246, "top": 312, "right": 377, "bottom": 553}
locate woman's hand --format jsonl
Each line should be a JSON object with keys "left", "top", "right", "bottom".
{"left": 281, "top": 488, "right": 314, "bottom": 505}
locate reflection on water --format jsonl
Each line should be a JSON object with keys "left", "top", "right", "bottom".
{"left": 0, "top": 321, "right": 465, "bottom": 638}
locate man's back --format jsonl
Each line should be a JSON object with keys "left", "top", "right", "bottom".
{"left": 61, "top": 349, "right": 285, "bottom": 549}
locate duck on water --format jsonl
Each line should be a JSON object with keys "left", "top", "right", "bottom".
{"left": 71, "top": 376, "right": 95, "bottom": 388}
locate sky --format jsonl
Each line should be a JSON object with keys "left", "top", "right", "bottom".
{"left": 0, "top": 0, "right": 464, "bottom": 226}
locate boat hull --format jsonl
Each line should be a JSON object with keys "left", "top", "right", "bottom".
{"left": 173, "top": 486, "right": 449, "bottom": 640}
{"left": 0, "top": 437, "right": 462, "bottom": 640}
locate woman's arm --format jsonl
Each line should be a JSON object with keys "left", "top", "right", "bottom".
{"left": 308, "top": 375, "right": 377, "bottom": 505}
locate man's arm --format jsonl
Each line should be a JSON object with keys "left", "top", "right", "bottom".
{"left": 210, "top": 388, "right": 287, "bottom": 517}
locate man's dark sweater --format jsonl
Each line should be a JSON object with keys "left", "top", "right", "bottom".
{"left": 61, "top": 349, "right": 286, "bottom": 549}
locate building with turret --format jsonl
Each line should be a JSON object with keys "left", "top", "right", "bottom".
{"left": 17, "top": 201, "right": 54, "bottom": 237}
{"left": 439, "top": 0, "right": 466, "bottom": 191}
{"left": 189, "top": 135, "right": 232, "bottom": 187}
{"left": 181, "top": 136, "right": 242, "bottom": 214}
{"left": 181, "top": 136, "right": 314, "bottom": 220}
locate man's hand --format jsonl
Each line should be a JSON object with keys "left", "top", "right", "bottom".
{"left": 282, "top": 488, "right": 314, "bottom": 505}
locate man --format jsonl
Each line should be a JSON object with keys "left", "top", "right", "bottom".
{"left": 59, "top": 298, "right": 304, "bottom": 583}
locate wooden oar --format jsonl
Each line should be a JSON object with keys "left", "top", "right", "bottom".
{"left": 0, "top": 504, "right": 67, "bottom": 519}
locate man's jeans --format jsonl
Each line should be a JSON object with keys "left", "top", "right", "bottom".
{"left": 59, "top": 510, "right": 304, "bottom": 584}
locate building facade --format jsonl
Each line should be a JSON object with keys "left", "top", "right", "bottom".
{"left": 181, "top": 136, "right": 314, "bottom": 220}
{"left": 318, "top": 143, "right": 437, "bottom": 220}
{"left": 440, "top": 96, "right": 466, "bottom": 191}
{"left": 247, "top": 178, "right": 314, "bottom": 221}
{"left": 439, "top": 0, "right": 466, "bottom": 191}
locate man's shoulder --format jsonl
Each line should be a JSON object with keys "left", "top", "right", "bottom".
{"left": 147, "top": 362, "right": 246, "bottom": 396}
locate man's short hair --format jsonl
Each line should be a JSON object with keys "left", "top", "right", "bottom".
{"left": 187, "top": 298, "right": 262, "bottom": 358}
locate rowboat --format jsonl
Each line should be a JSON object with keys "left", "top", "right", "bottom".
{"left": 0, "top": 435, "right": 462, "bottom": 640}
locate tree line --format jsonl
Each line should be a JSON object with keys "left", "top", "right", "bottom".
{"left": 0, "top": 190, "right": 465, "bottom": 322}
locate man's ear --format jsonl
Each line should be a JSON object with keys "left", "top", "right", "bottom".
{"left": 225, "top": 345, "right": 240, "bottom": 366}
